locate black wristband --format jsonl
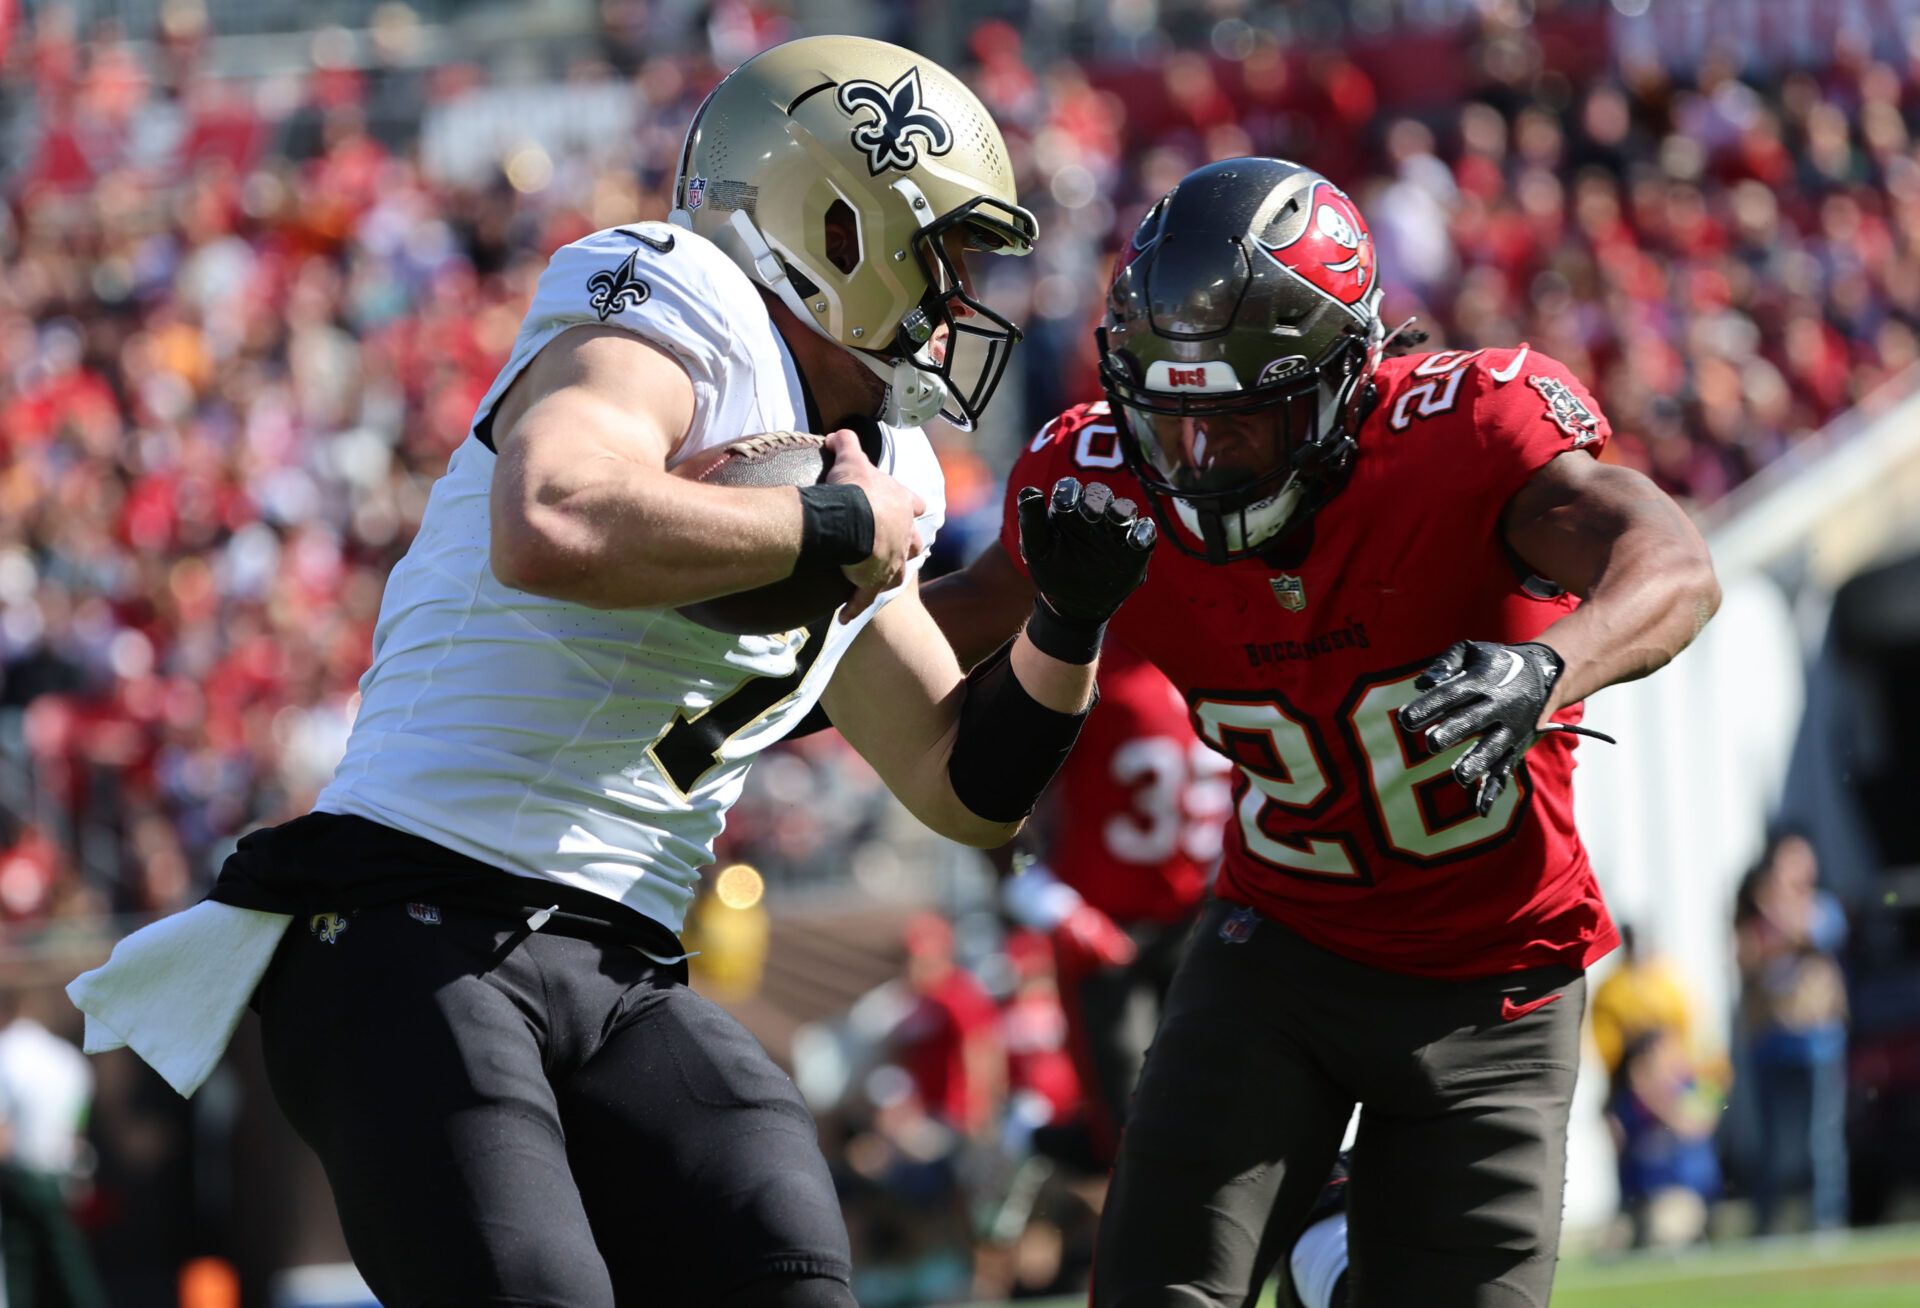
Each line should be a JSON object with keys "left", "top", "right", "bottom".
{"left": 797, "top": 483, "right": 875, "bottom": 569}
{"left": 1024, "top": 598, "right": 1105, "bottom": 665}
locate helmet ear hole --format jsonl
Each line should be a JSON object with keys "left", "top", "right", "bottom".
{"left": 823, "top": 199, "right": 859, "bottom": 275}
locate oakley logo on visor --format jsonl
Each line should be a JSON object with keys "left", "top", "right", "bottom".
{"left": 1145, "top": 360, "right": 1243, "bottom": 393}
{"left": 1258, "top": 356, "right": 1309, "bottom": 385}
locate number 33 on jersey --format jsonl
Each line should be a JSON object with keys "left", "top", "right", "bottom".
{"left": 1002, "top": 346, "right": 1620, "bottom": 979}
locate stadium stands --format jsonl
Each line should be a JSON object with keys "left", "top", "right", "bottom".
{"left": 2, "top": 4, "right": 1914, "bottom": 927}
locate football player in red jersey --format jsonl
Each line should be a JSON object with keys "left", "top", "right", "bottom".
{"left": 1001, "top": 642, "right": 1231, "bottom": 1166}
{"left": 924, "top": 157, "right": 1720, "bottom": 1307}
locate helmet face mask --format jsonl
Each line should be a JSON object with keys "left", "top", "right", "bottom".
{"left": 897, "top": 196, "right": 1031, "bottom": 429}
{"left": 1104, "top": 330, "right": 1370, "bottom": 563}
{"left": 671, "top": 38, "right": 1036, "bottom": 430}
{"left": 1098, "top": 158, "right": 1384, "bottom": 563}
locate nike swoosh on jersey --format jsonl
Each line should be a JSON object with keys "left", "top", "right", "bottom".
{"left": 1500, "top": 993, "right": 1562, "bottom": 1021}
{"left": 1489, "top": 345, "right": 1530, "bottom": 384}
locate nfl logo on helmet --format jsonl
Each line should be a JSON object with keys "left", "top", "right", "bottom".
{"left": 684, "top": 176, "right": 707, "bottom": 211}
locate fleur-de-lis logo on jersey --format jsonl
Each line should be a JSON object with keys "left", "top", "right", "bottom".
{"left": 586, "top": 250, "right": 652, "bottom": 322}
{"left": 309, "top": 911, "right": 350, "bottom": 945}
{"left": 836, "top": 68, "right": 953, "bottom": 176}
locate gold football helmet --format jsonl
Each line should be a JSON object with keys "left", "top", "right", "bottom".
{"left": 671, "top": 35, "right": 1037, "bottom": 430}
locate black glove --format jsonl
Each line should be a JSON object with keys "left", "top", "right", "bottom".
{"left": 1017, "top": 477, "right": 1156, "bottom": 663}
{"left": 1399, "top": 640, "right": 1615, "bottom": 817}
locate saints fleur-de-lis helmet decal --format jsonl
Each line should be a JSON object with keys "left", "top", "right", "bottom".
{"left": 669, "top": 36, "right": 1037, "bottom": 430}
{"left": 837, "top": 68, "right": 953, "bottom": 175}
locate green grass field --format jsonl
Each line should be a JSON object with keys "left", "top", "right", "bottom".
{"left": 990, "top": 1225, "right": 1920, "bottom": 1307}
{"left": 1549, "top": 1226, "right": 1920, "bottom": 1308}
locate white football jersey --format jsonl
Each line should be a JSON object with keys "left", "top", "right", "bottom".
{"left": 317, "top": 223, "right": 945, "bottom": 933}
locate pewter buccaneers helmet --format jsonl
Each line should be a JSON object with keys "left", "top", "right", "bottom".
{"left": 1099, "top": 158, "right": 1387, "bottom": 563}
{"left": 671, "top": 35, "right": 1038, "bottom": 430}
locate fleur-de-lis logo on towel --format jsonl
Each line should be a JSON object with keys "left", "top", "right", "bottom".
{"left": 586, "top": 250, "right": 652, "bottom": 322}
{"left": 837, "top": 68, "right": 954, "bottom": 176}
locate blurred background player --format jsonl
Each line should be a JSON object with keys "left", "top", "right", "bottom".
{"left": 1734, "top": 833, "right": 1850, "bottom": 1235}
{"left": 1000, "top": 641, "right": 1229, "bottom": 1168}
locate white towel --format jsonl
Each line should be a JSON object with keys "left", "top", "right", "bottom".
{"left": 66, "top": 901, "right": 293, "bottom": 1098}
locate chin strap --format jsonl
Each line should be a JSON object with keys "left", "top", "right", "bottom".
{"left": 861, "top": 352, "right": 947, "bottom": 428}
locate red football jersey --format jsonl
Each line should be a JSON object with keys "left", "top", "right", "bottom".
{"left": 1001, "top": 345, "right": 1620, "bottom": 978}
{"left": 1044, "top": 642, "right": 1233, "bottom": 926}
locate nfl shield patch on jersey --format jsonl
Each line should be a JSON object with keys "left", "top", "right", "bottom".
{"left": 1219, "top": 906, "right": 1260, "bottom": 944}
{"left": 1528, "top": 374, "right": 1602, "bottom": 445}
{"left": 1270, "top": 573, "right": 1307, "bottom": 612}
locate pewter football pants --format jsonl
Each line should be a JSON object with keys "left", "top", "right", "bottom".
{"left": 1093, "top": 899, "right": 1584, "bottom": 1308}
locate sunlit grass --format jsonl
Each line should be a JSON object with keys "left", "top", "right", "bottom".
{"left": 981, "top": 1224, "right": 1920, "bottom": 1308}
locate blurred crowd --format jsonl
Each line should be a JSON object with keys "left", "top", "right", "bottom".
{"left": 1565, "top": 831, "right": 1857, "bottom": 1254}
{"left": 1, "top": 2, "right": 1915, "bottom": 1299}
{"left": 1, "top": 2, "right": 1916, "bottom": 936}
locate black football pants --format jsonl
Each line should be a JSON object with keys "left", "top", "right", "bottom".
{"left": 257, "top": 902, "right": 854, "bottom": 1307}
{"left": 1093, "top": 899, "right": 1584, "bottom": 1308}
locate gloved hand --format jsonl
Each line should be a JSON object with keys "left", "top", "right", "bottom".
{"left": 1399, "top": 640, "right": 1614, "bottom": 817}
{"left": 1017, "top": 477, "right": 1156, "bottom": 662}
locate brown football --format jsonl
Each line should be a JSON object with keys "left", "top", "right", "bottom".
{"left": 672, "top": 432, "right": 856, "bottom": 635}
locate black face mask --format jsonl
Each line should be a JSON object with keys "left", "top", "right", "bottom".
{"left": 1099, "top": 332, "right": 1365, "bottom": 564}
{"left": 889, "top": 196, "right": 1032, "bottom": 430}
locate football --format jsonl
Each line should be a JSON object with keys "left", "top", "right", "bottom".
{"left": 673, "top": 431, "right": 857, "bottom": 634}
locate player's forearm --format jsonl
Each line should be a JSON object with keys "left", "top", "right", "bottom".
{"left": 821, "top": 594, "right": 1032, "bottom": 849}
{"left": 1010, "top": 630, "right": 1096, "bottom": 714}
{"left": 1504, "top": 458, "right": 1719, "bottom": 718}
{"left": 1535, "top": 527, "right": 1719, "bottom": 715}
{"left": 492, "top": 455, "right": 806, "bottom": 609}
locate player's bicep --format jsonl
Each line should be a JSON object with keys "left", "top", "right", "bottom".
{"left": 493, "top": 325, "right": 693, "bottom": 473}
{"left": 921, "top": 542, "right": 1036, "bottom": 671}
{"left": 1500, "top": 453, "right": 1701, "bottom": 597}
{"left": 822, "top": 578, "right": 965, "bottom": 777}
{"left": 489, "top": 327, "right": 694, "bottom": 580}
{"left": 822, "top": 580, "right": 1015, "bottom": 846}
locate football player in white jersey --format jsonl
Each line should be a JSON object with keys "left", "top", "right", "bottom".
{"left": 201, "top": 37, "right": 1148, "bottom": 1308}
